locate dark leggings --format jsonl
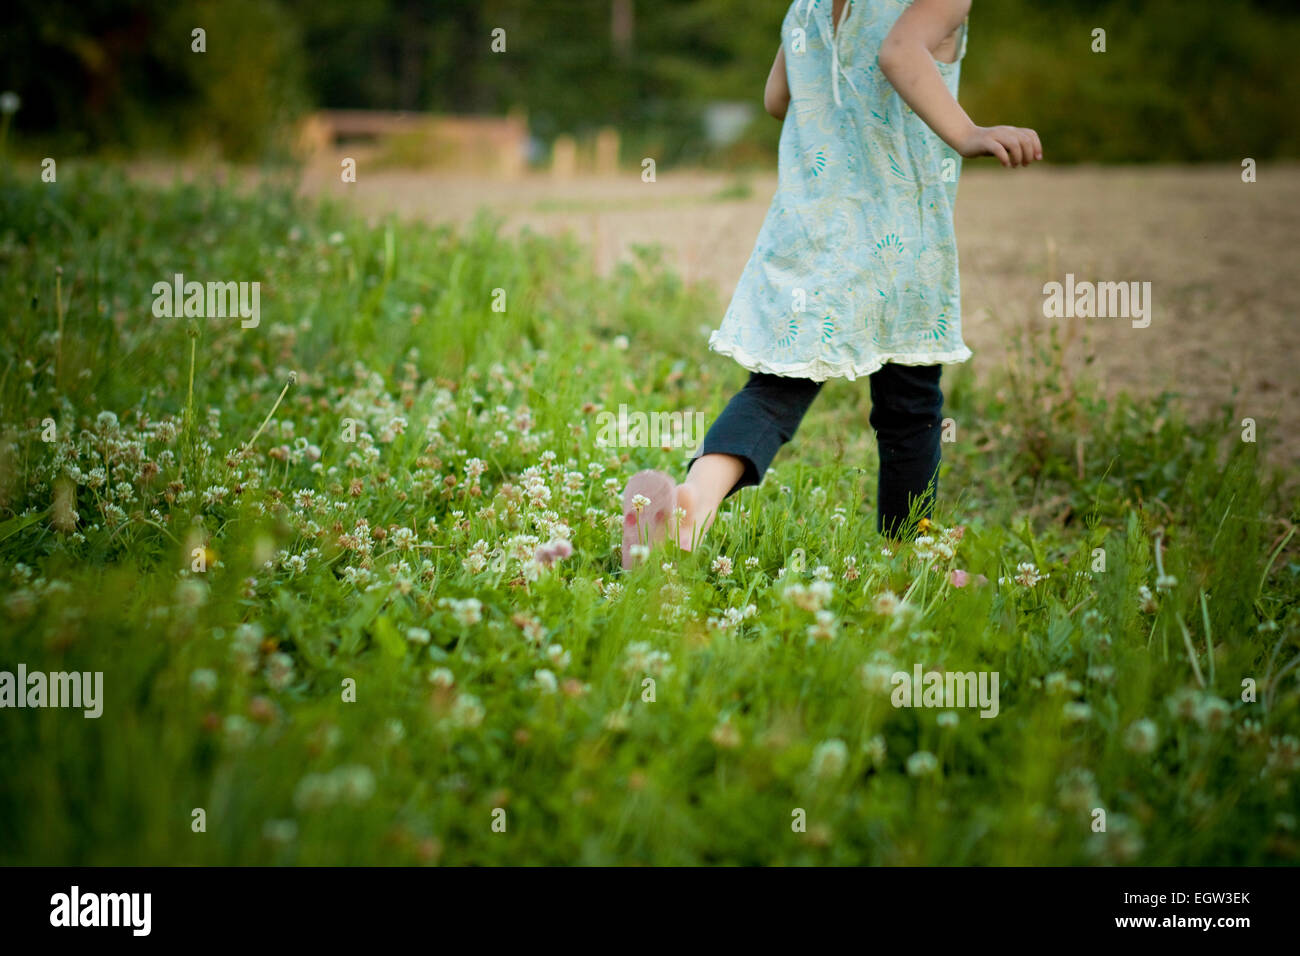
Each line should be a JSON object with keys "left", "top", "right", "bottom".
{"left": 686, "top": 364, "right": 944, "bottom": 537}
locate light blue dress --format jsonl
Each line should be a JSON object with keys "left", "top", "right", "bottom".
{"left": 708, "top": 0, "right": 972, "bottom": 381}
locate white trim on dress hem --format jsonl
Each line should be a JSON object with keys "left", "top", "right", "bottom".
{"left": 707, "top": 331, "right": 972, "bottom": 382}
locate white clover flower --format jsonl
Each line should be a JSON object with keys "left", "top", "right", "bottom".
{"left": 189, "top": 668, "right": 218, "bottom": 697}
{"left": 1044, "top": 671, "right": 1069, "bottom": 695}
{"left": 546, "top": 644, "right": 571, "bottom": 670}
{"left": 1014, "top": 562, "right": 1047, "bottom": 587}
{"left": 175, "top": 577, "right": 208, "bottom": 608}
{"left": 860, "top": 662, "right": 896, "bottom": 695}
{"left": 406, "top": 626, "right": 431, "bottom": 646}
{"left": 428, "top": 667, "right": 455, "bottom": 687}
{"left": 1166, "top": 687, "right": 1202, "bottom": 723}
{"left": 264, "top": 652, "right": 296, "bottom": 691}
{"left": 1193, "top": 695, "right": 1231, "bottom": 732}
{"left": 341, "top": 565, "right": 372, "bottom": 587}
{"left": 721, "top": 604, "right": 757, "bottom": 629}
{"left": 811, "top": 739, "right": 849, "bottom": 779}
{"left": 506, "top": 534, "right": 539, "bottom": 562}
{"left": 1123, "top": 719, "right": 1158, "bottom": 755}
{"left": 806, "top": 609, "right": 838, "bottom": 642}
{"left": 784, "top": 579, "right": 833, "bottom": 614}
{"left": 1063, "top": 701, "right": 1092, "bottom": 723}
{"left": 293, "top": 772, "right": 338, "bottom": 810}
{"left": 1237, "top": 719, "right": 1263, "bottom": 744}
{"left": 1137, "top": 584, "right": 1158, "bottom": 613}
{"left": 876, "top": 591, "right": 919, "bottom": 628}
{"left": 873, "top": 590, "right": 901, "bottom": 616}
{"left": 906, "top": 751, "right": 939, "bottom": 777}
{"left": 439, "top": 597, "right": 483, "bottom": 627}
{"left": 622, "top": 641, "right": 673, "bottom": 678}
{"left": 232, "top": 622, "right": 263, "bottom": 653}
{"left": 335, "top": 765, "right": 376, "bottom": 803}
{"left": 202, "top": 485, "right": 230, "bottom": 505}
{"left": 1056, "top": 767, "right": 1099, "bottom": 813}
{"left": 1086, "top": 664, "right": 1116, "bottom": 685}
{"left": 711, "top": 555, "right": 733, "bottom": 577}
{"left": 1266, "top": 735, "right": 1300, "bottom": 774}
{"left": 450, "top": 693, "right": 485, "bottom": 728}
{"left": 223, "top": 714, "right": 255, "bottom": 749}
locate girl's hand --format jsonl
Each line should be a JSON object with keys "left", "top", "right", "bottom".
{"left": 957, "top": 125, "right": 1043, "bottom": 167}
{"left": 879, "top": 0, "right": 1044, "bottom": 167}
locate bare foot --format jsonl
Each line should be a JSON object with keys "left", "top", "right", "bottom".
{"left": 671, "top": 453, "right": 742, "bottom": 553}
{"left": 674, "top": 482, "right": 702, "bottom": 551}
{"left": 621, "top": 470, "right": 677, "bottom": 569}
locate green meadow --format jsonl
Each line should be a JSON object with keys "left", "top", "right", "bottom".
{"left": 1, "top": 169, "right": 1297, "bottom": 865}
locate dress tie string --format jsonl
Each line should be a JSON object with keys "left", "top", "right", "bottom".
{"left": 801, "top": 0, "right": 857, "bottom": 108}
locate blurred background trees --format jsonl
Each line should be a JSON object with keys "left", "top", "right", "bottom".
{"left": 3, "top": 0, "right": 1298, "bottom": 166}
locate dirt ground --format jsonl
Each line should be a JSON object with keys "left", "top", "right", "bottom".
{"left": 292, "top": 159, "right": 1299, "bottom": 473}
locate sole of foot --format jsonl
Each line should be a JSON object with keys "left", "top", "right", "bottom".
{"left": 620, "top": 469, "right": 677, "bottom": 570}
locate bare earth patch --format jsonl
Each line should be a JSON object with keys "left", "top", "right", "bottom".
{"left": 294, "top": 160, "right": 1299, "bottom": 471}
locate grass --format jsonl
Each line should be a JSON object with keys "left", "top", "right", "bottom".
{"left": 0, "top": 166, "right": 1297, "bottom": 865}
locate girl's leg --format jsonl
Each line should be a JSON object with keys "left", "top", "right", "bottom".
{"left": 868, "top": 363, "right": 943, "bottom": 539}
{"left": 676, "top": 371, "right": 823, "bottom": 550}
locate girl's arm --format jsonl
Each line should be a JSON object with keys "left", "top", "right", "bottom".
{"left": 879, "top": 0, "right": 1042, "bottom": 167}
{"left": 764, "top": 45, "right": 790, "bottom": 120}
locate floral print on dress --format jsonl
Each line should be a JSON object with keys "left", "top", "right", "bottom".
{"left": 708, "top": 0, "right": 972, "bottom": 382}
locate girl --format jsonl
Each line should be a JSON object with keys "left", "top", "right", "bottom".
{"left": 621, "top": 0, "right": 1041, "bottom": 569}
